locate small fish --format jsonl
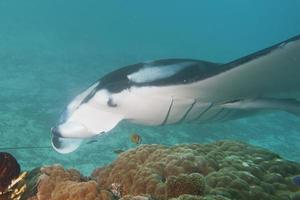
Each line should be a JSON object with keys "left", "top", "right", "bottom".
{"left": 113, "top": 149, "right": 125, "bottom": 154}
{"left": 130, "top": 133, "right": 142, "bottom": 145}
{"left": 86, "top": 134, "right": 104, "bottom": 145}
{"left": 292, "top": 175, "right": 300, "bottom": 186}
{"left": 86, "top": 140, "right": 98, "bottom": 144}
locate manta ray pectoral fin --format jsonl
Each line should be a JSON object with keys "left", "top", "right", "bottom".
{"left": 220, "top": 98, "right": 300, "bottom": 117}
{"left": 51, "top": 135, "right": 83, "bottom": 154}
{"left": 205, "top": 35, "right": 300, "bottom": 101}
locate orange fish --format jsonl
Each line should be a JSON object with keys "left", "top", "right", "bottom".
{"left": 130, "top": 133, "right": 142, "bottom": 145}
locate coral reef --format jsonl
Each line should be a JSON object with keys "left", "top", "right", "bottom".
{"left": 33, "top": 164, "right": 83, "bottom": 200}
{"left": 165, "top": 173, "right": 205, "bottom": 198}
{"left": 24, "top": 165, "right": 114, "bottom": 200}
{"left": 3, "top": 140, "right": 300, "bottom": 200}
{"left": 92, "top": 141, "right": 300, "bottom": 200}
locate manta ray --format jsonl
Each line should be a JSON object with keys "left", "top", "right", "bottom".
{"left": 51, "top": 35, "right": 300, "bottom": 153}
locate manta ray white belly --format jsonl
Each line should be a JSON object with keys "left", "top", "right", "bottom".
{"left": 51, "top": 34, "right": 300, "bottom": 154}
{"left": 111, "top": 86, "right": 229, "bottom": 125}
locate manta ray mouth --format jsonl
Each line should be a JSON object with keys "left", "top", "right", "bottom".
{"left": 52, "top": 121, "right": 90, "bottom": 138}
{"left": 51, "top": 136, "right": 83, "bottom": 154}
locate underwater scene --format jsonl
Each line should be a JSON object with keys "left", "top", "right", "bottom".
{"left": 1, "top": 0, "right": 300, "bottom": 199}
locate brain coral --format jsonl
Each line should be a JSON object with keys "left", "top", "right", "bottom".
{"left": 92, "top": 141, "right": 300, "bottom": 200}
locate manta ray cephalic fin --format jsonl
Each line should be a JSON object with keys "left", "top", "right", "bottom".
{"left": 51, "top": 136, "right": 83, "bottom": 154}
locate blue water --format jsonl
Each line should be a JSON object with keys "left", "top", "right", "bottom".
{"left": 0, "top": 0, "right": 300, "bottom": 175}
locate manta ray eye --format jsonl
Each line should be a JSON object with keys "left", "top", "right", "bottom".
{"left": 107, "top": 97, "right": 117, "bottom": 107}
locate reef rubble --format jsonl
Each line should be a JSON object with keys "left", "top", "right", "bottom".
{"left": 2, "top": 140, "right": 300, "bottom": 200}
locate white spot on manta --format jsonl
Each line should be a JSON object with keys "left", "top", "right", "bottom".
{"left": 127, "top": 62, "right": 194, "bottom": 83}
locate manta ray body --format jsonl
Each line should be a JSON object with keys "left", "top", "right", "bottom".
{"left": 51, "top": 35, "right": 300, "bottom": 153}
